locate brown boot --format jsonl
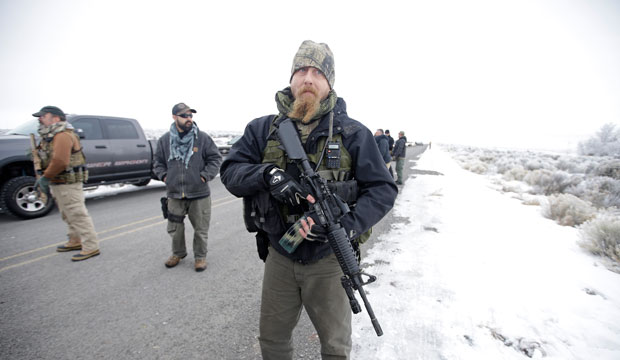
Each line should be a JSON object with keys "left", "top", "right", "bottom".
{"left": 71, "top": 249, "right": 100, "bottom": 261}
{"left": 165, "top": 254, "right": 187, "bottom": 268}
{"left": 195, "top": 259, "right": 207, "bottom": 272}
{"left": 57, "top": 242, "right": 82, "bottom": 252}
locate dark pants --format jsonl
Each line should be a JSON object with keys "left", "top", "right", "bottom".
{"left": 259, "top": 250, "right": 352, "bottom": 359}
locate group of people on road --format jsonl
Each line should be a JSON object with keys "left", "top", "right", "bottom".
{"left": 33, "top": 40, "right": 399, "bottom": 359}
{"left": 374, "top": 128, "right": 408, "bottom": 185}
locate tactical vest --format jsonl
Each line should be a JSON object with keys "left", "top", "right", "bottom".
{"left": 39, "top": 130, "right": 89, "bottom": 184}
{"left": 261, "top": 118, "right": 372, "bottom": 244}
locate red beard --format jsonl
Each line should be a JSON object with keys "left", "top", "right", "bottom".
{"left": 289, "top": 86, "right": 320, "bottom": 124}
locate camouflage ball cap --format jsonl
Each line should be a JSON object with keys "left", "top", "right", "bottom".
{"left": 290, "top": 40, "right": 335, "bottom": 88}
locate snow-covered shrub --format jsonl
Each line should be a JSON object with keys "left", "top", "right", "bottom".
{"left": 521, "top": 195, "right": 542, "bottom": 206}
{"left": 579, "top": 214, "right": 620, "bottom": 262}
{"left": 524, "top": 158, "right": 546, "bottom": 171}
{"left": 503, "top": 165, "right": 527, "bottom": 181}
{"left": 542, "top": 194, "right": 597, "bottom": 226}
{"left": 495, "top": 157, "right": 521, "bottom": 175}
{"left": 578, "top": 123, "right": 620, "bottom": 157}
{"left": 463, "top": 161, "right": 488, "bottom": 174}
{"left": 523, "top": 169, "right": 554, "bottom": 193}
{"left": 523, "top": 170, "right": 582, "bottom": 195}
{"left": 566, "top": 176, "right": 620, "bottom": 209}
{"left": 595, "top": 159, "right": 620, "bottom": 180}
{"left": 555, "top": 156, "right": 581, "bottom": 173}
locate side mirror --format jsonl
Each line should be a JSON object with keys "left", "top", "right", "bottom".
{"left": 76, "top": 128, "right": 85, "bottom": 139}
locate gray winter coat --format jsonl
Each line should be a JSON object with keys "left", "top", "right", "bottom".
{"left": 392, "top": 136, "right": 407, "bottom": 159}
{"left": 153, "top": 127, "right": 222, "bottom": 199}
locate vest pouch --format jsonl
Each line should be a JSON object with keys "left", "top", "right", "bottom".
{"left": 326, "top": 180, "right": 358, "bottom": 205}
{"left": 355, "top": 227, "right": 372, "bottom": 245}
{"left": 66, "top": 170, "right": 77, "bottom": 184}
{"left": 243, "top": 197, "right": 259, "bottom": 233}
{"left": 245, "top": 192, "right": 287, "bottom": 235}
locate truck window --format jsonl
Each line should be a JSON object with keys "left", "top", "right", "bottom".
{"left": 71, "top": 118, "right": 103, "bottom": 140}
{"left": 103, "top": 119, "right": 139, "bottom": 139}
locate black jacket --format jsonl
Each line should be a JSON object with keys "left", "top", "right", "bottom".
{"left": 392, "top": 136, "right": 407, "bottom": 159}
{"left": 374, "top": 134, "right": 392, "bottom": 163}
{"left": 220, "top": 98, "right": 397, "bottom": 263}
{"left": 387, "top": 135, "right": 395, "bottom": 151}
{"left": 153, "top": 127, "right": 222, "bottom": 199}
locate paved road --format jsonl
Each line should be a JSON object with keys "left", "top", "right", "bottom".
{"left": 0, "top": 145, "right": 426, "bottom": 360}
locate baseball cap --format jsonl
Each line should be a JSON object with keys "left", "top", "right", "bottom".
{"left": 32, "top": 105, "right": 65, "bottom": 118}
{"left": 172, "top": 103, "right": 197, "bottom": 115}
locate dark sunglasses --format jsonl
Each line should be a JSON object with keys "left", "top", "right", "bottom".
{"left": 178, "top": 113, "right": 193, "bottom": 119}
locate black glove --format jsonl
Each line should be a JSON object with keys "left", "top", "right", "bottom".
{"left": 264, "top": 167, "right": 309, "bottom": 207}
{"left": 303, "top": 212, "right": 328, "bottom": 242}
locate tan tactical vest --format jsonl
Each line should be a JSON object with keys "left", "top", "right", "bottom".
{"left": 39, "top": 130, "right": 88, "bottom": 184}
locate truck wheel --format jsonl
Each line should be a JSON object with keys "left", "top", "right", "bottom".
{"left": 1, "top": 176, "right": 55, "bottom": 219}
{"left": 134, "top": 179, "right": 151, "bottom": 186}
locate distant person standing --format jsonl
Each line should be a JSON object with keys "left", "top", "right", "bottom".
{"left": 385, "top": 129, "right": 394, "bottom": 153}
{"left": 392, "top": 131, "right": 407, "bottom": 185}
{"left": 374, "top": 129, "right": 392, "bottom": 169}
{"left": 385, "top": 129, "right": 395, "bottom": 178}
{"left": 153, "top": 103, "right": 222, "bottom": 272}
{"left": 33, "top": 106, "right": 100, "bottom": 261}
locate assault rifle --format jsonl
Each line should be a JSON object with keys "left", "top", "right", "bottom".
{"left": 29, "top": 133, "right": 48, "bottom": 203}
{"left": 276, "top": 118, "right": 383, "bottom": 336}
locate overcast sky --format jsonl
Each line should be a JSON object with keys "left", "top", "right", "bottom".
{"left": 1, "top": 0, "right": 618, "bottom": 151}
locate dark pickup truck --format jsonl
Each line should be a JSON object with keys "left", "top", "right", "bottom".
{"left": 0, "top": 115, "right": 158, "bottom": 219}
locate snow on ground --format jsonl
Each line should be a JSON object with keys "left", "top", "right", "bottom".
{"left": 83, "top": 180, "right": 166, "bottom": 199}
{"left": 352, "top": 146, "right": 620, "bottom": 360}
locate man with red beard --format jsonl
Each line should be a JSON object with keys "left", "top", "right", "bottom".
{"left": 220, "top": 41, "right": 397, "bottom": 359}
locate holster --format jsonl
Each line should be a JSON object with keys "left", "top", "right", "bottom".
{"left": 160, "top": 197, "right": 168, "bottom": 219}
{"left": 160, "top": 197, "right": 185, "bottom": 223}
{"left": 255, "top": 230, "right": 269, "bottom": 262}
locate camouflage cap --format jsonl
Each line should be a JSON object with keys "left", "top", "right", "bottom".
{"left": 172, "top": 103, "right": 197, "bottom": 115}
{"left": 290, "top": 40, "right": 335, "bottom": 89}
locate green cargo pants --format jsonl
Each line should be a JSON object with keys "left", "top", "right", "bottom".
{"left": 395, "top": 157, "right": 405, "bottom": 183}
{"left": 259, "top": 250, "right": 352, "bottom": 360}
{"left": 166, "top": 196, "right": 211, "bottom": 260}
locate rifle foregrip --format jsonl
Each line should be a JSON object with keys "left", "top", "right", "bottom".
{"left": 327, "top": 224, "right": 360, "bottom": 277}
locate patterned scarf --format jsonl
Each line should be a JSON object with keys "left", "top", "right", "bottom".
{"left": 168, "top": 122, "right": 198, "bottom": 168}
{"left": 38, "top": 121, "right": 73, "bottom": 141}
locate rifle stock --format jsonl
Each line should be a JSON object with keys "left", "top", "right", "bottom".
{"left": 276, "top": 118, "right": 383, "bottom": 336}
{"left": 29, "top": 133, "right": 48, "bottom": 203}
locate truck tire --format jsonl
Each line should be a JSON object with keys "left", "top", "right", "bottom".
{"left": 1, "top": 176, "right": 55, "bottom": 219}
{"left": 134, "top": 179, "right": 151, "bottom": 186}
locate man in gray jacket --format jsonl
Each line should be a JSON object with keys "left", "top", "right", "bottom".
{"left": 153, "top": 103, "right": 222, "bottom": 272}
{"left": 392, "top": 131, "right": 407, "bottom": 185}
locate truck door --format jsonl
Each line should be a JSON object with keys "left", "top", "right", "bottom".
{"left": 101, "top": 118, "right": 151, "bottom": 181}
{"left": 69, "top": 117, "right": 113, "bottom": 183}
